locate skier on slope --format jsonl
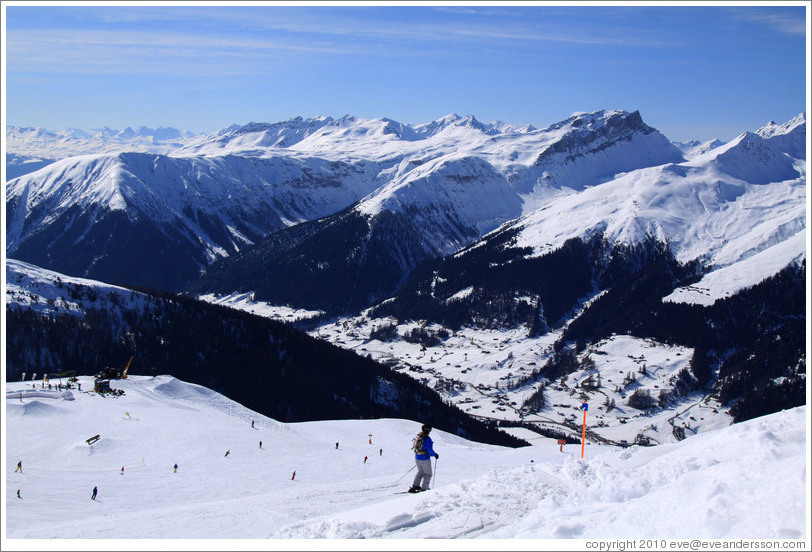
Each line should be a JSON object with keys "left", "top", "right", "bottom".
{"left": 408, "top": 424, "right": 439, "bottom": 493}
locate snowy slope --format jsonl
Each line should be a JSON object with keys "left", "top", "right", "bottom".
{"left": 5, "top": 258, "right": 148, "bottom": 317}
{"left": 6, "top": 152, "right": 379, "bottom": 254}
{"left": 664, "top": 229, "right": 807, "bottom": 305}
{"left": 5, "top": 151, "right": 382, "bottom": 290}
{"left": 4, "top": 375, "right": 807, "bottom": 540}
{"left": 502, "top": 132, "right": 805, "bottom": 305}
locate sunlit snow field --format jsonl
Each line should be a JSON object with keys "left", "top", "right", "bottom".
{"left": 4, "top": 375, "right": 807, "bottom": 547}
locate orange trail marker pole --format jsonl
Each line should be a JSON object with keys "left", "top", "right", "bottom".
{"left": 580, "top": 403, "right": 588, "bottom": 459}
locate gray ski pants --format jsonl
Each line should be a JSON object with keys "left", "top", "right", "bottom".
{"left": 412, "top": 458, "right": 433, "bottom": 490}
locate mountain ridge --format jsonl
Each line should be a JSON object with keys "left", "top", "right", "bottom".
{"left": 8, "top": 109, "right": 690, "bottom": 294}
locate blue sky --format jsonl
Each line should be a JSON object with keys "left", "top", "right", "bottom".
{"left": 2, "top": 3, "right": 808, "bottom": 142}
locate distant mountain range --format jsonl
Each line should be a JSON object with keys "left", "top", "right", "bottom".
{"left": 8, "top": 110, "right": 689, "bottom": 294}
{"left": 5, "top": 125, "right": 201, "bottom": 180}
{"left": 4, "top": 109, "right": 807, "bottom": 442}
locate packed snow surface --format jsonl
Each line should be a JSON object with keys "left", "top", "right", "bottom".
{"left": 4, "top": 376, "right": 807, "bottom": 544}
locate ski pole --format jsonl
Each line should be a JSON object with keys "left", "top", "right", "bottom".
{"left": 393, "top": 464, "right": 416, "bottom": 485}
{"left": 431, "top": 457, "right": 438, "bottom": 488}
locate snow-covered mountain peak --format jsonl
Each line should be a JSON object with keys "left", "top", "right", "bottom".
{"left": 412, "top": 113, "right": 495, "bottom": 138}
{"left": 178, "top": 117, "right": 337, "bottom": 153}
{"left": 334, "top": 114, "right": 359, "bottom": 126}
{"left": 545, "top": 109, "right": 633, "bottom": 133}
{"left": 673, "top": 138, "right": 728, "bottom": 158}
{"left": 753, "top": 112, "right": 806, "bottom": 159}
{"left": 375, "top": 117, "right": 421, "bottom": 141}
{"left": 357, "top": 154, "right": 522, "bottom": 246}
{"left": 757, "top": 112, "right": 806, "bottom": 138}
{"left": 9, "top": 126, "right": 56, "bottom": 139}
{"left": 532, "top": 109, "right": 665, "bottom": 153}
{"left": 521, "top": 109, "right": 684, "bottom": 194}
{"left": 700, "top": 130, "right": 801, "bottom": 184}
{"left": 6, "top": 153, "right": 136, "bottom": 220}
{"left": 5, "top": 124, "right": 203, "bottom": 166}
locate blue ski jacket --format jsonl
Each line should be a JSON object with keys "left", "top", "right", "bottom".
{"left": 415, "top": 435, "right": 437, "bottom": 460}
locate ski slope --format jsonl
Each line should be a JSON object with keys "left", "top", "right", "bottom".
{"left": 3, "top": 375, "right": 808, "bottom": 545}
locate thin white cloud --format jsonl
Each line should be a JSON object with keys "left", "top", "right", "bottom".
{"left": 9, "top": 5, "right": 797, "bottom": 80}
{"left": 743, "top": 11, "right": 806, "bottom": 35}
{"left": 6, "top": 7, "right": 666, "bottom": 79}
{"left": 5, "top": 5, "right": 684, "bottom": 84}
{"left": 5, "top": 28, "right": 365, "bottom": 76}
{"left": 205, "top": 8, "right": 670, "bottom": 48}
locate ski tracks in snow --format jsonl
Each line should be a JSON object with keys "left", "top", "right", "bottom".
{"left": 269, "top": 463, "right": 571, "bottom": 538}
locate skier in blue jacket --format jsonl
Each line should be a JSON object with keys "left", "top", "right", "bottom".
{"left": 409, "top": 424, "right": 439, "bottom": 493}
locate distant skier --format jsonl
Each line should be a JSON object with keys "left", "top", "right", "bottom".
{"left": 224, "top": 450, "right": 230, "bottom": 458}
{"left": 174, "top": 463, "right": 178, "bottom": 473}
{"left": 291, "top": 471, "right": 296, "bottom": 480}
{"left": 408, "top": 424, "right": 439, "bottom": 493}
{"left": 15, "top": 461, "right": 22, "bottom": 473}
{"left": 91, "top": 486, "right": 98, "bottom": 500}
{"left": 364, "top": 456, "right": 368, "bottom": 464}
{"left": 259, "top": 441, "right": 262, "bottom": 449}
{"left": 335, "top": 442, "right": 339, "bottom": 449}
{"left": 379, "top": 448, "right": 383, "bottom": 456}
{"left": 17, "top": 489, "right": 21, "bottom": 499}
{"left": 251, "top": 420, "right": 255, "bottom": 428}
{"left": 120, "top": 466, "right": 124, "bottom": 475}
